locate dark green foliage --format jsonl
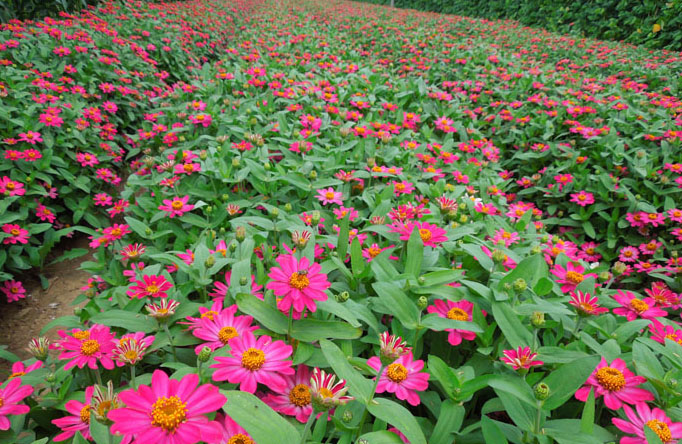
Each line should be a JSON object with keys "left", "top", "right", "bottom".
{"left": 0, "top": 0, "right": 99, "bottom": 22}
{"left": 361, "top": 0, "right": 682, "bottom": 50}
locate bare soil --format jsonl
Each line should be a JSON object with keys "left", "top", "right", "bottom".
{"left": 0, "top": 236, "right": 92, "bottom": 378}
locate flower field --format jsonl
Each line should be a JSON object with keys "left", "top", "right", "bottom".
{"left": 1, "top": 0, "right": 682, "bottom": 442}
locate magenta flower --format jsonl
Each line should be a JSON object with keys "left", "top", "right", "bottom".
{"left": 216, "top": 412, "right": 256, "bottom": 443}
{"left": 367, "top": 351, "right": 429, "bottom": 406}
{"left": 575, "top": 358, "right": 654, "bottom": 410}
{"left": 612, "top": 290, "right": 667, "bottom": 321}
{"left": 56, "top": 325, "right": 116, "bottom": 370}
{"left": 570, "top": 191, "right": 595, "bottom": 206}
{"left": 191, "top": 304, "right": 257, "bottom": 354}
{"left": 210, "top": 332, "right": 294, "bottom": 393}
{"left": 395, "top": 221, "right": 448, "bottom": 247}
{"left": 108, "top": 370, "right": 226, "bottom": 444}
{"left": 262, "top": 365, "right": 313, "bottom": 423}
{"left": 0, "top": 176, "right": 25, "bottom": 196}
{"left": 127, "top": 275, "right": 173, "bottom": 299}
{"left": 188, "top": 113, "right": 212, "bottom": 127}
{"left": 158, "top": 195, "right": 194, "bottom": 218}
{"left": 551, "top": 261, "right": 596, "bottom": 293}
{"left": 2, "top": 223, "right": 29, "bottom": 245}
{"left": 315, "top": 187, "right": 343, "bottom": 205}
{"left": 52, "top": 385, "right": 94, "bottom": 441}
{"left": 648, "top": 320, "right": 682, "bottom": 345}
{"left": 310, "top": 368, "right": 354, "bottom": 410}
{"left": 266, "top": 254, "right": 330, "bottom": 314}
{"left": 0, "top": 377, "right": 33, "bottom": 430}
{"left": 612, "top": 402, "right": 682, "bottom": 444}
{"left": 426, "top": 299, "right": 477, "bottom": 346}
{"left": 492, "top": 228, "right": 520, "bottom": 247}
{"left": 569, "top": 291, "right": 609, "bottom": 316}
{"left": 1, "top": 280, "right": 26, "bottom": 303}
{"left": 500, "top": 346, "right": 543, "bottom": 370}
{"left": 112, "top": 332, "right": 155, "bottom": 366}
{"left": 18, "top": 131, "right": 42, "bottom": 145}
{"left": 7, "top": 360, "right": 43, "bottom": 380}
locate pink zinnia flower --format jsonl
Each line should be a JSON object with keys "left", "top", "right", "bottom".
{"left": 188, "top": 113, "right": 212, "bottom": 127}
{"left": 18, "top": 131, "right": 42, "bottom": 145}
{"left": 500, "top": 346, "right": 543, "bottom": 370}
{"left": 108, "top": 370, "right": 226, "bottom": 444}
{"left": 310, "top": 368, "right": 354, "bottom": 410}
{"left": 619, "top": 246, "right": 640, "bottom": 263}
{"left": 315, "top": 187, "right": 343, "bottom": 205}
{"left": 575, "top": 358, "right": 654, "bottom": 410}
{"left": 0, "top": 176, "right": 25, "bottom": 196}
{"left": 668, "top": 208, "right": 682, "bottom": 223}
{"left": 1, "top": 280, "right": 26, "bottom": 303}
{"left": 551, "top": 262, "right": 596, "bottom": 293}
{"left": 333, "top": 206, "right": 358, "bottom": 221}
{"left": 112, "top": 332, "right": 155, "bottom": 366}
{"left": 612, "top": 290, "right": 667, "bottom": 321}
{"left": 262, "top": 365, "right": 313, "bottom": 423}
{"left": 216, "top": 412, "right": 256, "bottom": 443}
{"left": 266, "top": 254, "right": 330, "bottom": 314}
{"left": 570, "top": 191, "right": 595, "bottom": 206}
{"left": 210, "top": 332, "right": 294, "bottom": 393}
{"left": 158, "top": 195, "right": 193, "bottom": 218}
{"left": 7, "top": 360, "right": 43, "bottom": 379}
{"left": 367, "top": 352, "right": 429, "bottom": 406}
{"left": 2, "top": 223, "right": 29, "bottom": 245}
{"left": 612, "top": 402, "right": 682, "bottom": 444}
{"left": 648, "top": 320, "right": 682, "bottom": 345}
{"left": 395, "top": 221, "right": 448, "bottom": 247}
{"left": 57, "top": 325, "right": 116, "bottom": 370}
{"left": 93, "top": 193, "right": 113, "bottom": 206}
{"left": 492, "top": 229, "right": 520, "bottom": 247}
{"left": 127, "top": 275, "right": 173, "bottom": 299}
{"left": 569, "top": 291, "right": 609, "bottom": 316}
{"left": 0, "top": 377, "right": 33, "bottom": 430}
{"left": 426, "top": 299, "right": 477, "bottom": 346}
{"left": 191, "top": 304, "right": 257, "bottom": 354}
{"left": 52, "top": 385, "right": 94, "bottom": 441}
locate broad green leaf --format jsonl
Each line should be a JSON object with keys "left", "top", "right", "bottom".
{"left": 319, "top": 339, "right": 373, "bottom": 403}
{"left": 644, "top": 425, "right": 665, "bottom": 444}
{"left": 421, "top": 314, "right": 483, "bottom": 333}
{"left": 497, "top": 254, "right": 547, "bottom": 290}
{"left": 404, "top": 227, "right": 423, "bottom": 277}
{"left": 291, "top": 319, "right": 362, "bottom": 342}
{"left": 89, "top": 310, "right": 156, "bottom": 333}
{"left": 430, "top": 400, "right": 465, "bottom": 444}
{"left": 372, "top": 282, "right": 419, "bottom": 329}
{"left": 580, "top": 387, "right": 595, "bottom": 434}
{"left": 223, "top": 391, "right": 300, "bottom": 444}
{"left": 236, "top": 293, "right": 288, "bottom": 334}
{"left": 491, "top": 303, "right": 533, "bottom": 348}
{"left": 481, "top": 416, "right": 509, "bottom": 444}
{"left": 367, "top": 398, "right": 427, "bottom": 444}
{"left": 358, "top": 431, "right": 404, "bottom": 444}
{"left": 350, "top": 237, "right": 365, "bottom": 276}
{"left": 542, "top": 355, "right": 600, "bottom": 410}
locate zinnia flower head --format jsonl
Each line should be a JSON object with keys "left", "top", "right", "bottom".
{"left": 426, "top": 299, "right": 477, "bottom": 346}
{"left": 648, "top": 319, "right": 682, "bottom": 345}
{"left": 1, "top": 280, "right": 26, "bottom": 303}
{"left": 113, "top": 332, "right": 155, "bottom": 366}
{"left": 551, "top": 261, "right": 597, "bottom": 293}
{"left": 266, "top": 254, "right": 330, "bottom": 314}
{"left": 612, "top": 290, "right": 667, "bottom": 321}
{"left": 569, "top": 291, "right": 609, "bottom": 316}
{"left": 0, "top": 377, "right": 33, "bottom": 430}
{"left": 146, "top": 299, "right": 180, "bottom": 320}
{"left": 315, "top": 187, "right": 343, "bottom": 205}
{"left": 52, "top": 385, "right": 94, "bottom": 441}
{"left": 158, "top": 195, "right": 194, "bottom": 218}
{"left": 500, "top": 346, "right": 543, "bottom": 370}
{"left": 6, "top": 360, "right": 43, "bottom": 380}
{"left": 127, "top": 274, "right": 173, "bottom": 299}
{"left": 395, "top": 221, "right": 448, "bottom": 247}
{"left": 108, "top": 370, "right": 226, "bottom": 444}
{"left": 612, "top": 402, "right": 682, "bottom": 444}
{"left": 575, "top": 358, "right": 654, "bottom": 410}
{"left": 309, "top": 368, "right": 354, "bottom": 411}
{"left": 367, "top": 351, "right": 430, "bottom": 406}
{"left": 379, "top": 332, "right": 411, "bottom": 365}
{"left": 57, "top": 324, "right": 116, "bottom": 370}
{"left": 191, "top": 304, "right": 257, "bottom": 354}
{"left": 216, "top": 412, "right": 256, "bottom": 444}
{"left": 262, "top": 365, "right": 313, "bottom": 423}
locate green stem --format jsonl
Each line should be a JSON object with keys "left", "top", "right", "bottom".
{"left": 299, "top": 410, "right": 316, "bottom": 444}
{"left": 94, "top": 367, "right": 103, "bottom": 386}
{"left": 198, "top": 359, "right": 203, "bottom": 384}
{"left": 534, "top": 400, "right": 543, "bottom": 434}
{"left": 573, "top": 316, "right": 584, "bottom": 338}
{"left": 130, "top": 365, "right": 136, "bottom": 388}
{"left": 288, "top": 305, "right": 294, "bottom": 339}
{"left": 355, "top": 363, "right": 385, "bottom": 439}
{"left": 163, "top": 322, "right": 178, "bottom": 362}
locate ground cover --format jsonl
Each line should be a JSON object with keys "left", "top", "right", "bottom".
{"left": 1, "top": 0, "right": 682, "bottom": 443}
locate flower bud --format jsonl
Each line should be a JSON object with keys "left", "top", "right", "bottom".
{"left": 339, "top": 127, "right": 351, "bottom": 137}
{"left": 598, "top": 271, "right": 611, "bottom": 282}
{"left": 222, "top": 194, "right": 230, "bottom": 202}
{"left": 205, "top": 205, "right": 213, "bottom": 214}
{"left": 46, "top": 373, "right": 56, "bottom": 384}
{"left": 199, "top": 150, "right": 208, "bottom": 160}
{"left": 229, "top": 241, "right": 238, "bottom": 252}
{"left": 284, "top": 203, "right": 292, "bottom": 212}
{"left": 491, "top": 249, "right": 506, "bottom": 263}
{"left": 530, "top": 311, "right": 545, "bottom": 328}
{"left": 270, "top": 207, "right": 279, "bottom": 218}
{"left": 74, "top": 307, "right": 83, "bottom": 316}
{"left": 342, "top": 410, "right": 353, "bottom": 423}
{"left": 249, "top": 117, "right": 258, "bottom": 126}
{"left": 417, "top": 276, "right": 426, "bottom": 285}
{"left": 309, "top": 170, "right": 317, "bottom": 180}
{"left": 612, "top": 261, "right": 627, "bottom": 276}
{"left": 336, "top": 291, "right": 350, "bottom": 303}
{"left": 311, "top": 211, "right": 321, "bottom": 225}
{"left": 198, "top": 346, "right": 212, "bottom": 363}
{"left": 534, "top": 382, "right": 550, "bottom": 400}
{"left": 367, "top": 157, "right": 376, "bottom": 168}
{"left": 417, "top": 296, "right": 428, "bottom": 310}
{"left": 27, "top": 337, "right": 50, "bottom": 361}
{"left": 530, "top": 245, "right": 542, "bottom": 255}
{"left": 205, "top": 256, "right": 215, "bottom": 267}
{"left": 239, "top": 276, "right": 248, "bottom": 286}
{"left": 513, "top": 278, "right": 527, "bottom": 292}
{"left": 232, "top": 157, "right": 240, "bottom": 167}
{"left": 264, "top": 162, "right": 271, "bottom": 170}
{"left": 459, "top": 214, "right": 468, "bottom": 223}
{"left": 235, "top": 226, "right": 246, "bottom": 242}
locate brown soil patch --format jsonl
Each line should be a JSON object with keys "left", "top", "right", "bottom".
{"left": 0, "top": 236, "right": 92, "bottom": 378}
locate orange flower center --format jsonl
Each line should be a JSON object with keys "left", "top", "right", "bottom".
{"left": 228, "top": 434, "right": 254, "bottom": 444}
{"left": 386, "top": 363, "right": 408, "bottom": 383}
{"left": 288, "top": 384, "right": 311, "bottom": 407}
{"left": 368, "top": 247, "right": 382, "bottom": 258}
{"left": 325, "top": 191, "right": 335, "bottom": 200}
{"left": 418, "top": 228, "right": 432, "bottom": 242}
{"left": 595, "top": 367, "right": 626, "bottom": 391}
{"left": 201, "top": 310, "right": 218, "bottom": 320}
{"left": 241, "top": 348, "right": 266, "bottom": 371}
{"left": 289, "top": 272, "right": 310, "bottom": 290}
{"left": 171, "top": 200, "right": 184, "bottom": 210}
{"left": 80, "top": 404, "right": 91, "bottom": 424}
{"left": 319, "top": 387, "right": 334, "bottom": 398}
{"left": 579, "top": 302, "right": 595, "bottom": 313}
{"left": 183, "top": 164, "right": 194, "bottom": 172}
{"left": 146, "top": 284, "right": 160, "bottom": 295}
{"left": 630, "top": 298, "right": 649, "bottom": 314}
{"left": 124, "top": 350, "right": 139, "bottom": 361}
{"left": 218, "top": 326, "right": 239, "bottom": 345}
{"left": 395, "top": 183, "right": 405, "bottom": 191}
{"left": 446, "top": 307, "right": 469, "bottom": 321}
{"left": 80, "top": 340, "right": 100, "bottom": 356}
{"left": 151, "top": 396, "right": 187, "bottom": 432}
{"left": 646, "top": 420, "right": 672, "bottom": 443}
{"left": 6, "top": 182, "right": 15, "bottom": 190}
{"left": 565, "top": 271, "right": 584, "bottom": 284}
{"left": 10, "top": 228, "right": 20, "bottom": 236}
{"left": 73, "top": 331, "right": 90, "bottom": 340}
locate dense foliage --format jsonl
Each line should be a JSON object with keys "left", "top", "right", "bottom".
{"left": 362, "top": 0, "right": 682, "bottom": 51}
{"left": 1, "top": 0, "right": 682, "bottom": 443}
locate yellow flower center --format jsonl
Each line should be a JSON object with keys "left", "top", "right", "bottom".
{"left": 595, "top": 367, "right": 626, "bottom": 391}
{"left": 578, "top": 194, "right": 586, "bottom": 201}
{"left": 418, "top": 228, "right": 432, "bottom": 242}
{"left": 6, "top": 182, "right": 15, "bottom": 190}
{"left": 80, "top": 404, "right": 91, "bottom": 424}
{"left": 73, "top": 331, "right": 90, "bottom": 340}
{"left": 289, "top": 272, "right": 310, "bottom": 290}
{"left": 218, "top": 326, "right": 239, "bottom": 345}
{"left": 288, "top": 384, "right": 311, "bottom": 407}
{"left": 241, "top": 348, "right": 266, "bottom": 371}
{"left": 630, "top": 298, "right": 649, "bottom": 314}
{"left": 110, "top": 228, "right": 121, "bottom": 237}
{"left": 395, "top": 183, "right": 405, "bottom": 191}
{"left": 124, "top": 350, "right": 139, "bottom": 361}
{"left": 171, "top": 200, "right": 184, "bottom": 210}
{"left": 95, "top": 400, "right": 112, "bottom": 418}
{"left": 228, "top": 434, "right": 254, "bottom": 444}
{"left": 565, "top": 271, "right": 584, "bottom": 284}
{"left": 80, "top": 340, "right": 100, "bottom": 356}
{"left": 319, "top": 387, "right": 334, "bottom": 399}
{"left": 579, "top": 302, "right": 595, "bottom": 313}
{"left": 9, "top": 287, "right": 18, "bottom": 294}
{"left": 8, "top": 371, "right": 25, "bottom": 379}
{"left": 10, "top": 228, "right": 20, "bottom": 236}
{"left": 386, "top": 363, "right": 408, "bottom": 383}
{"left": 446, "top": 307, "right": 469, "bottom": 321}
{"left": 325, "top": 191, "right": 335, "bottom": 200}
{"left": 201, "top": 310, "right": 218, "bottom": 320}
{"left": 646, "top": 420, "right": 672, "bottom": 443}
{"left": 368, "top": 247, "right": 382, "bottom": 258}
{"left": 146, "top": 284, "right": 160, "bottom": 295}
{"left": 151, "top": 396, "right": 187, "bottom": 432}
{"left": 648, "top": 214, "right": 658, "bottom": 220}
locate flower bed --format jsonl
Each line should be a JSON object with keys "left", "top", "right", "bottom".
{"left": 1, "top": 0, "right": 682, "bottom": 443}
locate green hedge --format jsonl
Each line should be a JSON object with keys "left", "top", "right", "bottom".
{"left": 0, "top": 0, "right": 99, "bottom": 21}
{"left": 363, "top": 0, "right": 682, "bottom": 50}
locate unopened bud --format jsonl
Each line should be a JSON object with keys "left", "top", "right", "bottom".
{"left": 336, "top": 291, "right": 350, "bottom": 303}
{"left": 284, "top": 203, "right": 292, "bottom": 212}
{"left": 513, "top": 278, "right": 527, "bottom": 292}
{"left": 612, "top": 261, "right": 627, "bottom": 276}
{"left": 229, "top": 242, "right": 238, "bottom": 252}
{"left": 530, "top": 245, "right": 542, "bottom": 255}
{"left": 491, "top": 249, "right": 506, "bottom": 263}
{"left": 46, "top": 373, "right": 56, "bottom": 384}
{"left": 205, "top": 256, "right": 215, "bottom": 267}
{"left": 598, "top": 271, "right": 611, "bottom": 282}
{"left": 264, "top": 162, "right": 271, "bottom": 170}
{"left": 459, "top": 214, "right": 468, "bottom": 223}
{"left": 311, "top": 211, "right": 321, "bottom": 225}
{"left": 198, "top": 346, "right": 211, "bottom": 363}
{"left": 239, "top": 276, "right": 248, "bottom": 286}
{"left": 417, "top": 276, "right": 426, "bottom": 285}
{"left": 270, "top": 208, "right": 279, "bottom": 218}
{"left": 199, "top": 150, "right": 207, "bottom": 160}
{"left": 530, "top": 311, "right": 545, "bottom": 328}
{"left": 235, "top": 226, "right": 246, "bottom": 242}
{"left": 232, "top": 157, "right": 240, "bottom": 167}
{"left": 417, "top": 296, "right": 428, "bottom": 310}
{"left": 342, "top": 410, "right": 353, "bottom": 423}
{"left": 534, "top": 382, "right": 550, "bottom": 400}
{"left": 74, "top": 307, "right": 83, "bottom": 316}
{"left": 309, "top": 170, "right": 317, "bottom": 180}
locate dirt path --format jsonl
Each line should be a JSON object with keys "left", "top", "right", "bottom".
{"left": 0, "top": 237, "right": 92, "bottom": 378}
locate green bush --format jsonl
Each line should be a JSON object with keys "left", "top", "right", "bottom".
{"left": 364, "top": 0, "right": 682, "bottom": 50}
{"left": 0, "top": 0, "right": 100, "bottom": 22}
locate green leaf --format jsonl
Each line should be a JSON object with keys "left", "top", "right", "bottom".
{"left": 644, "top": 425, "right": 665, "bottom": 444}
{"left": 319, "top": 339, "right": 373, "bottom": 403}
{"left": 372, "top": 282, "right": 419, "bottom": 329}
{"left": 222, "top": 391, "right": 300, "bottom": 444}
{"left": 291, "top": 319, "right": 362, "bottom": 342}
{"left": 542, "top": 355, "right": 600, "bottom": 410}
{"left": 580, "top": 387, "right": 595, "bottom": 434}
{"left": 497, "top": 254, "right": 547, "bottom": 290}
{"left": 427, "top": 355, "right": 459, "bottom": 398}
{"left": 89, "top": 418, "right": 118, "bottom": 444}
{"left": 420, "top": 314, "right": 482, "bottom": 333}
{"left": 481, "top": 416, "right": 509, "bottom": 444}
{"left": 49, "top": 248, "right": 89, "bottom": 265}
{"left": 488, "top": 375, "right": 538, "bottom": 408}
{"left": 350, "top": 237, "right": 365, "bottom": 276}
{"left": 633, "top": 340, "right": 665, "bottom": 380}
{"left": 419, "top": 269, "right": 462, "bottom": 287}
{"left": 404, "top": 227, "right": 423, "bottom": 277}
{"left": 430, "top": 400, "right": 465, "bottom": 444}
{"left": 89, "top": 310, "right": 156, "bottom": 333}
{"left": 491, "top": 303, "right": 533, "bottom": 349}
{"left": 337, "top": 213, "right": 350, "bottom": 260}
{"left": 236, "top": 293, "right": 288, "bottom": 334}
{"left": 40, "top": 315, "right": 82, "bottom": 335}
{"left": 357, "top": 431, "right": 404, "bottom": 444}
{"left": 367, "top": 398, "right": 427, "bottom": 444}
